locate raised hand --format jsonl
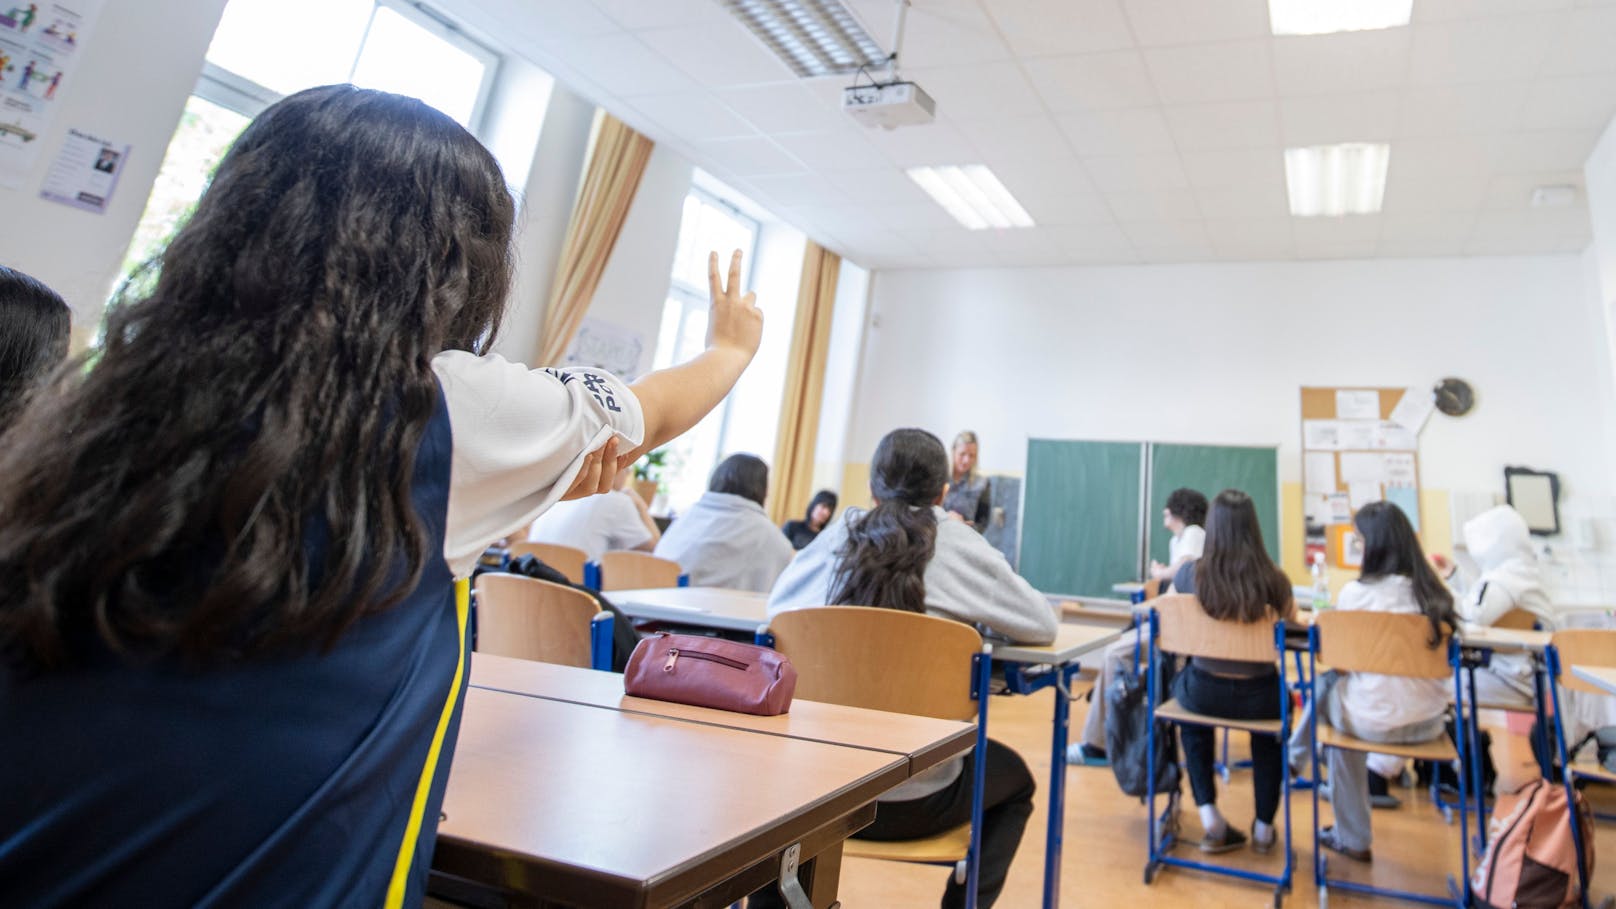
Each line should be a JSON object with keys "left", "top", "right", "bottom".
{"left": 706, "top": 249, "right": 763, "bottom": 361}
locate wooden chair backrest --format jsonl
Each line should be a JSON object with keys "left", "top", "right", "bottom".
{"left": 508, "top": 542, "right": 588, "bottom": 585}
{"left": 1550, "top": 628, "right": 1616, "bottom": 695}
{"left": 1142, "top": 577, "right": 1168, "bottom": 600}
{"left": 1494, "top": 608, "right": 1539, "bottom": 631}
{"left": 1315, "top": 610, "right": 1451, "bottom": 678}
{"left": 1154, "top": 594, "right": 1278, "bottom": 664}
{"left": 598, "top": 550, "right": 682, "bottom": 591}
{"left": 474, "top": 573, "right": 599, "bottom": 668}
{"left": 767, "top": 606, "right": 983, "bottom": 722}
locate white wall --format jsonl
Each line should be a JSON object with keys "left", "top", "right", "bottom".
{"left": 852, "top": 256, "right": 1616, "bottom": 503}
{"left": 1586, "top": 116, "right": 1616, "bottom": 414}
{"left": 0, "top": 0, "right": 230, "bottom": 325}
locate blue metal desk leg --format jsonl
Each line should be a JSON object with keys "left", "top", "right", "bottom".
{"left": 1043, "top": 663, "right": 1079, "bottom": 909}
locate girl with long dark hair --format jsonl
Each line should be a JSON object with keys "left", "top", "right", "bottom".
{"left": 0, "top": 85, "right": 761, "bottom": 906}
{"left": 767, "top": 428, "right": 1056, "bottom": 909}
{"left": 1287, "top": 501, "right": 1456, "bottom": 862}
{"left": 0, "top": 264, "right": 69, "bottom": 430}
{"left": 1167, "top": 489, "right": 1295, "bottom": 855}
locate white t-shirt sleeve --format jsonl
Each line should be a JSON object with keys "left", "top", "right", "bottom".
{"left": 432, "top": 350, "right": 646, "bottom": 577}
{"left": 1178, "top": 525, "right": 1206, "bottom": 562}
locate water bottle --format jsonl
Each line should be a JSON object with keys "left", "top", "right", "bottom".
{"left": 1310, "top": 552, "right": 1329, "bottom": 611}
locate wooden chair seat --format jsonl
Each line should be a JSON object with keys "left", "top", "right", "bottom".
{"left": 508, "top": 541, "right": 587, "bottom": 585}
{"left": 1154, "top": 698, "right": 1283, "bottom": 735}
{"left": 845, "top": 823, "right": 971, "bottom": 864}
{"left": 1569, "top": 757, "right": 1616, "bottom": 785}
{"left": 1316, "top": 724, "right": 1457, "bottom": 762}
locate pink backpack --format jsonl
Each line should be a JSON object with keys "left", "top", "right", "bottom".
{"left": 1472, "top": 779, "right": 1595, "bottom": 909}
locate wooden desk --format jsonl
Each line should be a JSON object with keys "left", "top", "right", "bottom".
{"left": 434, "top": 686, "right": 914, "bottom": 908}
{"left": 1459, "top": 624, "right": 1551, "bottom": 653}
{"left": 992, "top": 622, "right": 1125, "bottom": 666}
{"left": 1571, "top": 664, "right": 1616, "bottom": 696}
{"left": 611, "top": 586, "right": 768, "bottom": 633}
{"left": 467, "top": 654, "right": 975, "bottom": 776}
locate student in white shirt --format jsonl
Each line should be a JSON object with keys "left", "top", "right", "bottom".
{"left": 763, "top": 428, "right": 1056, "bottom": 909}
{"left": 653, "top": 453, "right": 794, "bottom": 591}
{"left": 526, "top": 465, "right": 659, "bottom": 563}
{"left": 1149, "top": 487, "right": 1208, "bottom": 581}
{"left": 1287, "top": 501, "right": 1456, "bottom": 863}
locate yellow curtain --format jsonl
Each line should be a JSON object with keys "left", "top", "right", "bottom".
{"left": 769, "top": 242, "right": 841, "bottom": 525}
{"left": 536, "top": 113, "right": 655, "bottom": 366}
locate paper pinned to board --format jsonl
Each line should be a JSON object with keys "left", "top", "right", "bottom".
{"left": 1339, "top": 422, "right": 1376, "bottom": 451}
{"left": 1385, "top": 484, "right": 1421, "bottom": 532}
{"left": 1327, "top": 493, "right": 1352, "bottom": 524}
{"left": 1304, "top": 419, "right": 1341, "bottom": 450}
{"left": 1383, "top": 452, "right": 1417, "bottom": 487}
{"left": 1305, "top": 452, "right": 1337, "bottom": 494}
{"left": 1304, "top": 492, "right": 1330, "bottom": 526}
{"left": 1389, "top": 387, "right": 1436, "bottom": 432}
{"left": 1336, "top": 389, "right": 1381, "bottom": 420}
{"left": 1340, "top": 452, "right": 1387, "bottom": 484}
{"left": 1372, "top": 421, "right": 1417, "bottom": 451}
{"left": 1348, "top": 482, "right": 1382, "bottom": 511}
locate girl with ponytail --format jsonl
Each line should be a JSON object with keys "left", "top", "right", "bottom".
{"left": 765, "top": 427, "right": 1055, "bottom": 909}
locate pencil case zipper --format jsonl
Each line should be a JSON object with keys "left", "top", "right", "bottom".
{"left": 664, "top": 648, "right": 749, "bottom": 673}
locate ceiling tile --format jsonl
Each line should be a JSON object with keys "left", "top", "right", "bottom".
{"left": 553, "top": 34, "right": 700, "bottom": 96}
{"left": 953, "top": 117, "right": 1075, "bottom": 162}
{"left": 1017, "top": 190, "right": 1118, "bottom": 225}
{"left": 593, "top": 0, "right": 729, "bottom": 29}
{"left": 1273, "top": 30, "right": 1414, "bottom": 97}
{"left": 1045, "top": 222, "right": 1138, "bottom": 258}
{"left": 992, "top": 156, "right": 1099, "bottom": 198}
{"left": 693, "top": 136, "right": 807, "bottom": 177}
{"left": 1057, "top": 109, "right": 1177, "bottom": 156}
{"left": 1207, "top": 217, "right": 1295, "bottom": 259}
{"left": 1409, "top": 14, "right": 1563, "bottom": 85}
{"left": 864, "top": 120, "right": 983, "bottom": 166}
{"left": 1279, "top": 91, "right": 1401, "bottom": 146}
{"left": 1517, "top": 74, "right": 1616, "bottom": 129}
{"left": 1182, "top": 147, "right": 1286, "bottom": 188}
{"left": 715, "top": 82, "right": 844, "bottom": 135}
{"left": 1293, "top": 215, "right": 1382, "bottom": 258}
{"left": 1144, "top": 40, "right": 1275, "bottom": 105}
{"left": 1381, "top": 171, "right": 1491, "bottom": 212}
{"left": 1540, "top": 7, "right": 1616, "bottom": 75}
{"left": 1492, "top": 129, "right": 1601, "bottom": 172}
{"left": 845, "top": 0, "right": 1014, "bottom": 67}
{"left": 1466, "top": 208, "right": 1591, "bottom": 252}
{"left": 770, "top": 129, "right": 886, "bottom": 170}
{"left": 1165, "top": 100, "right": 1281, "bottom": 150}
{"left": 1483, "top": 171, "right": 1586, "bottom": 208}
{"left": 744, "top": 173, "right": 856, "bottom": 208}
{"left": 986, "top": 0, "right": 1138, "bottom": 56}
{"left": 1129, "top": 225, "right": 1217, "bottom": 262}
{"left": 1081, "top": 153, "right": 1192, "bottom": 191}
{"left": 1023, "top": 51, "right": 1162, "bottom": 111}
{"left": 1396, "top": 83, "right": 1528, "bottom": 135}
{"left": 636, "top": 21, "right": 796, "bottom": 87}
{"left": 625, "top": 92, "right": 758, "bottom": 141}
{"left": 1414, "top": 0, "right": 1574, "bottom": 21}
{"left": 822, "top": 167, "right": 933, "bottom": 204}
{"left": 1194, "top": 181, "right": 1290, "bottom": 218}
{"left": 865, "top": 201, "right": 966, "bottom": 231}
{"left": 1389, "top": 136, "right": 1499, "bottom": 179}
{"left": 905, "top": 63, "right": 1046, "bottom": 119}
{"left": 481, "top": 0, "right": 620, "bottom": 39}
{"left": 1376, "top": 211, "right": 1479, "bottom": 257}
{"left": 1122, "top": 0, "right": 1272, "bottom": 47}
{"left": 1104, "top": 188, "right": 1203, "bottom": 221}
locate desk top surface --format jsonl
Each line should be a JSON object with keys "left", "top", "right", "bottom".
{"left": 468, "top": 654, "right": 975, "bottom": 775}
{"left": 1570, "top": 664, "right": 1616, "bottom": 695}
{"left": 610, "top": 586, "right": 769, "bottom": 631}
{"left": 436, "top": 686, "right": 908, "bottom": 908}
{"left": 991, "top": 622, "right": 1125, "bottom": 664}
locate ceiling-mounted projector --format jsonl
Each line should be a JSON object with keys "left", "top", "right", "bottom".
{"left": 843, "top": 80, "right": 935, "bottom": 130}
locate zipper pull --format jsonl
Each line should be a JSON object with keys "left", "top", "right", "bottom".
{"left": 664, "top": 649, "right": 679, "bottom": 672}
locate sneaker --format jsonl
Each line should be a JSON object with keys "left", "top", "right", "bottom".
{"left": 1198, "top": 826, "right": 1248, "bottom": 854}
{"left": 1319, "top": 827, "right": 1372, "bottom": 863}
{"left": 1367, "top": 771, "right": 1403, "bottom": 810}
{"left": 1065, "top": 743, "right": 1109, "bottom": 767}
{"left": 1250, "top": 822, "right": 1276, "bottom": 856}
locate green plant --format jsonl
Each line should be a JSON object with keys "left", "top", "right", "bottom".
{"left": 633, "top": 448, "right": 668, "bottom": 484}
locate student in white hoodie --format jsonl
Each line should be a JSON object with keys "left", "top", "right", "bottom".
{"left": 764, "top": 428, "right": 1057, "bottom": 909}
{"left": 1288, "top": 501, "right": 1457, "bottom": 863}
{"left": 653, "top": 453, "right": 794, "bottom": 592}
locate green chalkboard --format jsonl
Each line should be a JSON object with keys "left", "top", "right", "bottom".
{"left": 1020, "top": 439, "right": 1144, "bottom": 598}
{"left": 1148, "top": 443, "right": 1280, "bottom": 565}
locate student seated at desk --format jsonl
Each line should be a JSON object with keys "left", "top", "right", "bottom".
{"left": 781, "top": 488, "right": 837, "bottom": 550}
{"left": 653, "top": 453, "right": 794, "bottom": 591}
{"left": 527, "top": 464, "right": 660, "bottom": 562}
{"left": 1149, "top": 487, "right": 1208, "bottom": 581}
{"left": 1287, "top": 502, "right": 1455, "bottom": 862}
{"left": 1167, "top": 489, "right": 1296, "bottom": 855}
{"left": 766, "top": 428, "right": 1057, "bottom": 909}
{"left": 0, "top": 86, "right": 763, "bottom": 907}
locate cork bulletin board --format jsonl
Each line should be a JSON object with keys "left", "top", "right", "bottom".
{"left": 1300, "top": 387, "right": 1425, "bottom": 568}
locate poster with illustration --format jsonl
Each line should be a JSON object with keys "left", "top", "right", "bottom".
{"left": 0, "top": 1, "right": 103, "bottom": 189}
{"left": 39, "top": 126, "right": 124, "bottom": 212}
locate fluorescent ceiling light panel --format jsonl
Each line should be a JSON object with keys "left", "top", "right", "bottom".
{"left": 1284, "top": 143, "right": 1390, "bottom": 217}
{"left": 906, "top": 165, "right": 1035, "bottom": 230}
{"left": 722, "top": 0, "right": 887, "bottom": 78}
{"left": 1268, "top": 0, "right": 1412, "bottom": 35}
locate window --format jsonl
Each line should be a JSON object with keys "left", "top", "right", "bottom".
{"left": 652, "top": 189, "right": 761, "bottom": 513}
{"left": 115, "top": 0, "right": 498, "bottom": 299}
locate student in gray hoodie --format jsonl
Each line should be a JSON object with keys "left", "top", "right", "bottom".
{"left": 652, "top": 453, "right": 794, "bottom": 592}
{"left": 764, "top": 428, "right": 1057, "bottom": 909}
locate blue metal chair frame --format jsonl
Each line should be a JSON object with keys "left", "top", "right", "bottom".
{"left": 1000, "top": 659, "right": 1085, "bottom": 907}
{"left": 1541, "top": 644, "right": 1597, "bottom": 909}
{"left": 1143, "top": 609, "right": 1294, "bottom": 906}
{"left": 588, "top": 612, "right": 613, "bottom": 672}
{"left": 752, "top": 630, "right": 994, "bottom": 909}
{"left": 1308, "top": 625, "right": 1472, "bottom": 908}
{"left": 580, "top": 563, "right": 689, "bottom": 590}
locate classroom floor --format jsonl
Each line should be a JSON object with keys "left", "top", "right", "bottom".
{"left": 836, "top": 685, "right": 1616, "bottom": 908}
